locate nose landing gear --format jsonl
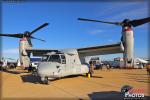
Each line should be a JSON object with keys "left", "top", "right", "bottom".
{"left": 41, "top": 77, "right": 49, "bottom": 85}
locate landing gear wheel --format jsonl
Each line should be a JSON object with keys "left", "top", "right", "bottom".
{"left": 43, "top": 77, "right": 49, "bottom": 85}
{"left": 86, "top": 73, "right": 88, "bottom": 77}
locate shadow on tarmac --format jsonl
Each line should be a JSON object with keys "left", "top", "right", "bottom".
{"left": 20, "top": 74, "right": 103, "bottom": 84}
{"left": 20, "top": 74, "right": 83, "bottom": 84}
{"left": 21, "top": 74, "right": 41, "bottom": 84}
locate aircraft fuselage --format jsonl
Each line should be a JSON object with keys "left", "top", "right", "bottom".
{"left": 37, "top": 52, "right": 89, "bottom": 83}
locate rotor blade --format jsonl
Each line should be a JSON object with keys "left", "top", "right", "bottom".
{"left": 78, "top": 18, "right": 122, "bottom": 26}
{"left": 30, "top": 23, "right": 49, "bottom": 35}
{"left": 129, "top": 17, "right": 150, "bottom": 27}
{"left": 30, "top": 36, "right": 46, "bottom": 42}
{"left": 0, "top": 33, "right": 23, "bottom": 38}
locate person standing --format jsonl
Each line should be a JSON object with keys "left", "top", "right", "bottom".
{"left": 146, "top": 63, "right": 150, "bottom": 75}
{"left": 106, "top": 63, "right": 111, "bottom": 70}
{"left": 89, "top": 61, "right": 94, "bottom": 77}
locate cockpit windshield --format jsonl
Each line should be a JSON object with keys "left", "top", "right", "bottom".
{"left": 42, "top": 54, "right": 66, "bottom": 64}
{"left": 42, "top": 55, "right": 49, "bottom": 62}
{"left": 48, "top": 55, "right": 61, "bottom": 63}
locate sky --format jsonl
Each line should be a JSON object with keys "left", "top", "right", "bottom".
{"left": 1, "top": 1, "right": 149, "bottom": 60}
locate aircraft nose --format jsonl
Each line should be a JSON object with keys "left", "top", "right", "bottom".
{"left": 37, "top": 62, "right": 56, "bottom": 76}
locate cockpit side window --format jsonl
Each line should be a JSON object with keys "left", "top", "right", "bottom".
{"left": 42, "top": 55, "right": 49, "bottom": 62}
{"left": 48, "top": 55, "right": 61, "bottom": 63}
{"left": 61, "top": 55, "right": 66, "bottom": 64}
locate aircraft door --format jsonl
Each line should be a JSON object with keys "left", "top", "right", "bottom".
{"left": 73, "top": 59, "right": 79, "bottom": 74}
{"left": 55, "top": 63, "right": 63, "bottom": 77}
{"left": 60, "top": 55, "right": 66, "bottom": 76}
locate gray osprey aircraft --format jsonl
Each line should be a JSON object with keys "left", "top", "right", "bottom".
{"left": 0, "top": 17, "right": 150, "bottom": 84}
{"left": 36, "top": 17, "right": 150, "bottom": 84}
{"left": 37, "top": 43, "right": 124, "bottom": 84}
{"left": 78, "top": 17, "right": 150, "bottom": 67}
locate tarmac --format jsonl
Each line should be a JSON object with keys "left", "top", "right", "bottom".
{"left": 1, "top": 68, "right": 150, "bottom": 100}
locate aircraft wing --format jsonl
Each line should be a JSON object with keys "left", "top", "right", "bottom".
{"left": 77, "top": 42, "right": 124, "bottom": 57}
{"left": 26, "top": 48, "right": 58, "bottom": 56}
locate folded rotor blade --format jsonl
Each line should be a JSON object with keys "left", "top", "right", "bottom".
{"left": 129, "top": 17, "right": 150, "bottom": 27}
{"left": 0, "top": 33, "right": 23, "bottom": 38}
{"left": 30, "top": 36, "right": 46, "bottom": 42}
{"left": 30, "top": 23, "right": 49, "bottom": 35}
{"left": 78, "top": 18, "right": 122, "bottom": 26}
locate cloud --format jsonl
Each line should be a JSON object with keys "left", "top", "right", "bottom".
{"left": 88, "top": 29, "right": 104, "bottom": 35}
{"left": 107, "top": 39, "right": 113, "bottom": 42}
{"left": 96, "top": 2, "right": 148, "bottom": 21}
{"left": 109, "top": 7, "right": 148, "bottom": 21}
{"left": 97, "top": 2, "right": 141, "bottom": 17}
